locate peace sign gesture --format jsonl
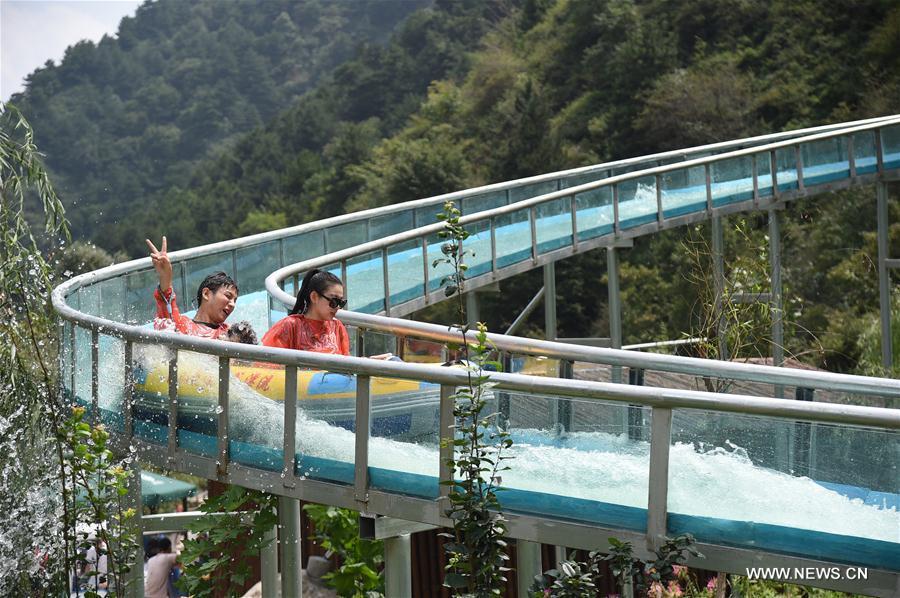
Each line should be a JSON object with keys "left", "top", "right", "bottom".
{"left": 146, "top": 236, "right": 173, "bottom": 292}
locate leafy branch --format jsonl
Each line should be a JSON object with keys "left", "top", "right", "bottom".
{"left": 434, "top": 200, "right": 512, "bottom": 596}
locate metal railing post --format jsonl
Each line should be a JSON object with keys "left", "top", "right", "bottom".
{"left": 354, "top": 375, "right": 372, "bottom": 506}
{"left": 382, "top": 247, "right": 392, "bottom": 316}
{"left": 544, "top": 262, "right": 557, "bottom": 341}
{"left": 124, "top": 340, "right": 134, "bottom": 439}
{"left": 628, "top": 367, "right": 645, "bottom": 441}
{"left": 646, "top": 407, "right": 673, "bottom": 551}
{"left": 217, "top": 356, "right": 230, "bottom": 476}
{"left": 466, "top": 291, "right": 480, "bottom": 329}
{"left": 711, "top": 216, "right": 728, "bottom": 361}
{"left": 769, "top": 209, "right": 784, "bottom": 373}
{"left": 607, "top": 246, "right": 623, "bottom": 385}
{"left": 421, "top": 237, "right": 430, "bottom": 294}
{"left": 283, "top": 365, "right": 298, "bottom": 487}
{"left": 439, "top": 384, "right": 455, "bottom": 499}
{"left": 167, "top": 353, "right": 178, "bottom": 465}
{"left": 91, "top": 327, "right": 99, "bottom": 423}
{"left": 877, "top": 181, "right": 893, "bottom": 370}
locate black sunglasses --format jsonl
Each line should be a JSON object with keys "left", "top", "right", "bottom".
{"left": 321, "top": 294, "right": 348, "bottom": 309}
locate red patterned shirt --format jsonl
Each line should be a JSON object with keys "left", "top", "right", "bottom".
{"left": 153, "top": 286, "right": 230, "bottom": 339}
{"left": 261, "top": 314, "right": 350, "bottom": 355}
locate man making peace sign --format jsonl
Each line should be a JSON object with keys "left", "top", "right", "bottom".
{"left": 146, "top": 236, "right": 238, "bottom": 339}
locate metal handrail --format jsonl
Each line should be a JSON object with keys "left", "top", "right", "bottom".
{"left": 50, "top": 116, "right": 900, "bottom": 592}
{"left": 256, "top": 117, "right": 900, "bottom": 399}
{"left": 322, "top": 310, "right": 900, "bottom": 399}
{"left": 51, "top": 115, "right": 899, "bottom": 297}
{"left": 267, "top": 115, "right": 900, "bottom": 295}
{"left": 46, "top": 301, "right": 900, "bottom": 429}
{"left": 51, "top": 116, "right": 900, "bottom": 401}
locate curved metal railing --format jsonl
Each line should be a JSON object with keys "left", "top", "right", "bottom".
{"left": 264, "top": 116, "right": 900, "bottom": 400}
{"left": 268, "top": 116, "right": 900, "bottom": 314}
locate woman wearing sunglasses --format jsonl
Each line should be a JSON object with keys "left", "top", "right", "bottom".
{"left": 262, "top": 268, "right": 351, "bottom": 355}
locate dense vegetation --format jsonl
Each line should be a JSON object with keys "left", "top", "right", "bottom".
{"left": 10, "top": 0, "right": 428, "bottom": 243}
{"left": 14, "top": 0, "right": 900, "bottom": 374}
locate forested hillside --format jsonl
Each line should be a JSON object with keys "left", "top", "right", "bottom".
{"left": 11, "top": 0, "right": 429, "bottom": 241}
{"left": 15, "top": 0, "right": 900, "bottom": 374}
{"left": 160, "top": 0, "right": 899, "bottom": 373}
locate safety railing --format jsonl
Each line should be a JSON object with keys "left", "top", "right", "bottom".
{"left": 47, "top": 301, "right": 900, "bottom": 587}
{"left": 58, "top": 116, "right": 899, "bottom": 333}
{"left": 262, "top": 117, "right": 900, "bottom": 402}
{"left": 267, "top": 116, "right": 900, "bottom": 317}
{"left": 52, "top": 115, "right": 900, "bottom": 594}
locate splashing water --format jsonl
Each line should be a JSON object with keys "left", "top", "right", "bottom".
{"left": 151, "top": 351, "right": 898, "bottom": 544}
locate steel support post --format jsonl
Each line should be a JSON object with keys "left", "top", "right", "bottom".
{"left": 607, "top": 247, "right": 623, "bottom": 384}
{"left": 124, "top": 462, "right": 144, "bottom": 598}
{"left": 354, "top": 375, "right": 371, "bottom": 506}
{"left": 769, "top": 209, "right": 785, "bottom": 402}
{"left": 877, "top": 181, "right": 893, "bottom": 370}
{"left": 646, "top": 407, "right": 673, "bottom": 551}
{"left": 439, "top": 384, "right": 455, "bottom": 498}
{"left": 260, "top": 526, "right": 278, "bottom": 598}
{"left": 384, "top": 534, "right": 412, "bottom": 597}
{"left": 516, "top": 539, "right": 543, "bottom": 597}
{"left": 466, "top": 291, "right": 480, "bottom": 328}
{"left": 544, "top": 262, "right": 557, "bottom": 341}
{"left": 711, "top": 216, "right": 728, "bottom": 361}
{"left": 278, "top": 496, "right": 303, "bottom": 598}
{"left": 554, "top": 545, "right": 568, "bottom": 569}
{"left": 769, "top": 209, "right": 784, "bottom": 369}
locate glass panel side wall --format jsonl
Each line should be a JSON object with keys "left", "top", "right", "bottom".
{"left": 667, "top": 409, "right": 899, "bottom": 568}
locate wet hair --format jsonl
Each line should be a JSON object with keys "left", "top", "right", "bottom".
{"left": 196, "top": 271, "right": 238, "bottom": 307}
{"left": 289, "top": 269, "right": 343, "bottom": 315}
{"left": 225, "top": 321, "right": 258, "bottom": 345}
{"left": 156, "top": 536, "right": 172, "bottom": 554}
{"left": 144, "top": 534, "right": 171, "bottom": 559}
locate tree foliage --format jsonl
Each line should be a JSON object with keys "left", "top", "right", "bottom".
{"left": 12, "top": 0, "right": 900, "bottom": 374}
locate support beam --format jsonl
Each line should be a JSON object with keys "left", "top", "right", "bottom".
{"left": 384, "top": 534, "right": 412, "bottom": 597}
{"left": 466, "top": 291, "right": 480, "bottom": 328}
{"left": 711, "top": 216, "right": 728, "bottom": 361}
{"left": 278, "top": 496, "right": 302, "bottom": 598}
{"left": 544, "top": 262, "right": 557, "bottom": 341}
{"left": 260, "top": 526, "right": 278, "bottom": 598}
{"left": 505, "top": 286, "right": 545, "bottom": 336}
{"left": 516, "top": 540, "right": 543, "bottom": 597}
{"left": 607, "top": 246, "right": 623, "bottom": 384}
{"left": 769, "top": 209, "right": 784, "bottom": 371}
{"left": 125, "top": 462, "right": 144, "bottom": 597}
{"left": 354, "top": 375, "right": 371, "bottom": 506}
{"left": 877, "top": 182, "right": 893, "bottom": 370}
{"left": 646, "top": 407, "right": 673, "bottom": 552}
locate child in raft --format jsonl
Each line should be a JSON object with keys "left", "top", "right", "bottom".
{"left": 224, "top": 320, "right": 259, "bottom": 345}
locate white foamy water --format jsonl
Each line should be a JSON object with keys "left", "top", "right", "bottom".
{"left": 210, "top": 354, "right": 899, "bottom": 544}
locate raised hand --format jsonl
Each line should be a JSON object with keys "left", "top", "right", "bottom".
{"left": 146, "top": 236, "right": 173, "bottom": 293}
